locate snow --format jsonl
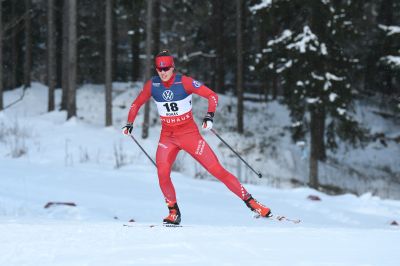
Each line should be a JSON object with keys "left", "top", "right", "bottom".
{"left": 329, "top": 92, "right": 338, "bottom": 102}
{"left": 378, "top": 24, "right": 400, "bottom": 36}
{"left": 249, "top": 0, "right": 272, "bottom": 13}
{"left": 276, "top": 60, "right": 292, "bottom": 73}
{"left": 1, "top": 83, "right": 400, "bottom": 265}
{"left": 287, "top": 26, "right": 320, "bottom": 54}
{"left": 283, "top": 26, "right": 332, "bottom": 56}
{"left": 324, "top": 72, "right": 345, "bottom": 91}
{"left": 381, "top": 55, "right": 400, "bottom": 68}
{"left": 311, "top": 72, "right": 324, "bottom": 80}
{"left": 292, "top": 121, "right": 302, "bottom": 127}
{"left": 337, "top": 107, "right": 346, "bottom": 115}
{"left": 306, "top": 97, "right": 320, "bottom": 104}
{"left": 268, "top": 30, "right": 292, "bottom": 46}
{"left": 321, "top": 42, "right": 328, "bottom": 55}
{"left": 1, "top": 154, "right": 400, "bottom": 266}
{"left": 326, "top": 72, "right": 344, "bottom": 81}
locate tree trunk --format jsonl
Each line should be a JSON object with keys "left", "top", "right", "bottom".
{"left": 67, "top": 0, "right": 77, "bottom": 119}
{"left": 55, "top": 0, "right": 63, "bottom": 88}
{"left": 213, "top": 0, "right": 224, "bottom": 93}
{"left": 259, "top": 22, "right": 266, "bottom": 101}
{"left": 309, "top": 109, "right": 319, "bottom": 189}
{"left": 61, "top": 0, "right": 69, "bottom": 111}
{"left": 153, "top": 0, "right": 160, "bottom": 55}
{"left": 105, "top": 0, "right": 113, "bottom": 126}
{"left": 309, "top": 106, "right": 326, "bottom": 188}
{"left": 141, "top": 0, "right": 153, "bottom": 139}
{"left": 310, "top": 0, "right": 327, "bottom": 162}
{"left": 262, "top": 79, "right": 269, "bottom": 102}
{"left": 112, "top": 0, "right": 118, "bottom": 82}
{"left": 236, "top": 0, "right": 244, "bottom": 134}
{"left": 0, "top": 0, "right": 3, "bottom": 110}
{"left": 47, "top": 0, "right": 56, "bottom": 112}
{"left": 309, "top": 147, "right": 319, "bottom": 189}
{"left": 272, "top": 74, "right": 278, "bottom": 100}
{"left": 317, "top": 107, "right": 326, "bottom": 161}
{"left": 364, "top": 53, "right": 375, "bottom": 92}
{"left": 131, "top": 1, "right": 142, "bottom": 81}
{"left": 24, "top": 0, "right": 32, "bottom": 88}
{"left": 11, "top": 1, "right": 18, "bottom": 90}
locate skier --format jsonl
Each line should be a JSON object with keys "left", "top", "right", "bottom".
{"left": 123, "top": 50, "right": 271, "bottom": 225}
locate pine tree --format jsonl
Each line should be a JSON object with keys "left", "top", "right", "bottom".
{"left": 211, "top": 0, "right": 225, "bottom": 93}
{"left": 10, "top": 1, "right": 19, "bottom": 90}
{"left": 126, "top": 0, "right": 143, "bottom": 82}
{"left": 142, "top": 0, "right": 153, "bottom": 139}
{"left": 47, "top": 0, "right": 56, "bottom": 112}
{"left": 377, "top": 1, "right": 400, "bottom": 96}
{"left": 105, "top": 0, "right": 113, "bottom": 126}
{"left": 61, "top": 0, "right": 69, "bottom": 111}
{"left": 23, "top": 0, "right": 32, "bottom": 88}
{"left": 67, "top": 0, "right": 77, "bottom": 119}
{"left": 153, "top": 0, "right": 160, "bottom": 55}
{"left": 254, "top": 0, "right": 367, "bottom": 189}
{"left": 78, "top": 0, "right": 105, "bottom": 83}
{"left": 236, "top": 0, "right": 244, "bottom": 134}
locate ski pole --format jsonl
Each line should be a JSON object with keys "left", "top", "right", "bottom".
{"left": 129, "top": 135, "right": 157, "bottom": 167}
{"left": 210, "top": 129, "right": 262, "bottom": 179}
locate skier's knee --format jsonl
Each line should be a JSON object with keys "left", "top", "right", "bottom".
{"left": 207, "top": 163, "right": 229, "bottom": 178}
{"left": 157, "top": 163, "right": 172, "bottom": 181}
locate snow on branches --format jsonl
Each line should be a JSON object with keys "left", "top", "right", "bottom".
{"left": 268, "top": 30, "right": 293, "bottom": 46}
{"left": 249, "top": 0, "right": 272, "bottom": 13}
{"left": 267, "top": 26, "right": 328, "bottom": 56}
{"left": 286, "top": 26, "right": 328, "bottom": 55}
{"left": 380, "top": 56, "right": 400, "bottom": 69}
{"left": 378, "top": 24, "right": 400, "bottom": 69}
{"left": 378, "top": 25, "right": 400, "bottom": 36}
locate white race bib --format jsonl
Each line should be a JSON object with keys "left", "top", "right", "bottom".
{"left": 154, "top": 94, "right": 192, "bottom": 117}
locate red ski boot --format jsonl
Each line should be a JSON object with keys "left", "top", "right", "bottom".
{"left": 244, "top": 196, "right": 271, "bottom": 217}
{"left": 163, "top": 202, "right": 181, "bottom": 225}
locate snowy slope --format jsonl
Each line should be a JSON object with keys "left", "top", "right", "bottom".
{"left": 1, "top": 156, "right": 400, "bottom": 266}
{"left": 1, "top": 83, "right": 400, "bottom": 266}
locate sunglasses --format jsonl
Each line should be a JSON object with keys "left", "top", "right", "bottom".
{"left": 156, "top": 66, "right": 172, "bottom": 72}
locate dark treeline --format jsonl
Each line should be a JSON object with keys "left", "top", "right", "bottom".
{"left": 0, "top": 0, "right": 399, "bottom": 190}
{"left": 0, "top": 1, "right": 398, "bottom": 96}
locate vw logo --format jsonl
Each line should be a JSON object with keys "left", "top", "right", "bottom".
{"left": 162, "top": 90, "right": 174, "bottom": 101}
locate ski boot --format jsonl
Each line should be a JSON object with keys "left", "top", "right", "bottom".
{"left": 244, "top": 196, "right": 271, "bottom": 217}
{"left": 163, "top": 202, "right": 181, "bottom": 225}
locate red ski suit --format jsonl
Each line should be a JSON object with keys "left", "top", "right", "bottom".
{"left": 127, "top": 73, "right": 251, "bottom": 204}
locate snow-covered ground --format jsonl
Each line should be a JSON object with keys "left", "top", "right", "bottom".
{"left": 1, "top": 83, "right": 400, "bottom": 265}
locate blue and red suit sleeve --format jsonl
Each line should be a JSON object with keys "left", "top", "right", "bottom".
{"left": 181, "top": 75, "right": 218, "bottom": 113}
{"left": 127, "top": 80, "right": 152, "bottom": 124}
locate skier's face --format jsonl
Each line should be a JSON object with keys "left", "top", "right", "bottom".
{"left": 156, "top": 67, "right": 174, "bottom": 81}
